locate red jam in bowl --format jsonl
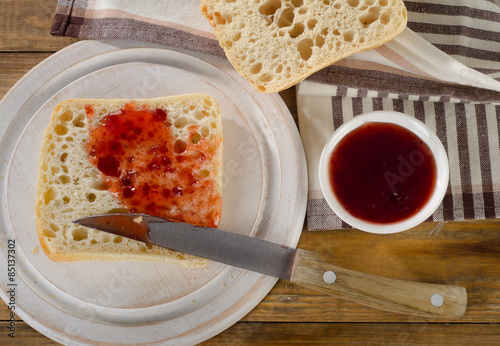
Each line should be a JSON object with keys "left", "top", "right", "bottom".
{"left": 329, "top": 122, "right": 437, "bottom": 224}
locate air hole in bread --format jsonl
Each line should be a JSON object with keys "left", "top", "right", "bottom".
{"left": 175, "top": 117, "right": 188, "bottom": 129}
{"left": 73, "top": 114, "right": 85, "bottom": 128}
{"left": 297, "top": 38, "right": 314, "bottom": 61}
{"left": 60, "top": 152, "right": 68, "bottom": 162}
{"left": 291, "top": 0, "right": 304, "bottom": 6}
{"left": 277, "top": 6, "right": 295, "bottom": 28}
{"left": 380, "top": 11, "right": 390, "bottom": 25}
{"left": 72, "top": 228, "right": 88, "bottom": 241}
{"left": 59, "top": 174, "right": 71, "bottom": 184}
{"left": 63, "top": 196, "right": 70, "bottom": 204}
{"left": 232, "top": 31, "right": 242, "bottom": 42}
{"left": 258, "top": 85, "right": 267, "bottom": 92}
{"left": 66, "top": 136, "right": 74, "bottom": 142}
{"left": 259, "top": 0, "right": 282, "bottom": 16}
{"left": 343, "top": 30, "right": 355, "bottom": 42}
{"left": 86, "top": 192, "right": 97, "bottom": 203}
{"left": 89, "top": 179, "right": 107, "bottom": 191}
{"left": 174, "top": 139, "right": 187, "bottom": 154}
{"left": 101, "top": 233, "right": 112, "bottom": 243}
{"left": 359, "top": 6, "right": 381, "bottom": 27}
{"left": 43, "top": 228, "right": 56, "bottom": 238}
{"left": 191, "top": 133, "right": 201, "bottom": 144}
{"left": 307, "top": 19, "right": 317, "bottom": 30}
{"left": 113, "top": 236, "right": 123, "bottom": 244}
{"left": 198, "top": 169, "right": 210, "bottom": 178}
{"left": 250, "top": 62, "right": 263, "bottom": 74}
{"left": 334, "top": 2, "right": 342, "bottom": 9}
{"left": 257, "top": 73, "right": 272, "bottom": 84}
{"left": 51, "top": 166, "right": 60, "bottom": 174}
{"left": 224, "top": 40, "right": 233, "bottom": 48}
{"left": 62, "top": 165, "right": 68, "bottom": 173}
{"left": 194, "top": 110, "right": 203, "bottom": 120}
{"left": 201, "top": 126, "right": 210, "bottom": 137}
{"left": 347, "top": 0, "right": 359, "bottom": 7}
{"left": 275, "top": 64, "right": 283, "bottom": 73}
{"left": 365, "top": 0, "right": 376, "bottom": 5}
{"left": 213, "top": 12, "right": 227, "bottom": 25}
{"left": 55, "top": 125, "right": 68, "bottom": 136}
{"left": 323, "top": 0, "right": 331, "bottom": 5}
{"left": 379, "top": 0, "right": 388, "bottom": 6}
{"left": 107, "top": 207, "right": 128, "bottom": 214}
{"left": 191, "top": 151, "right": 201, "bottom": 160}
{"left": 44, "top": 187, "right": 58, "bottom": 205}
{"left": 59, "top": 110, "right": 73, "bottom": 122}
{"left": 315, "top": 35, "right": 325, "bottom": 48}
{"left": 298, "top": 7, "right": 307, "bottom": 14}
{"left": 289, "top": 22, "right": 304, "bottom": 38}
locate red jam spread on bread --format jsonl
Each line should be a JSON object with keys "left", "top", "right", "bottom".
{"left": 329, "top": 122, "right": 437, "bottom": 224}
{"left": 85, "top": 102, "right": 221, "bottom": 228}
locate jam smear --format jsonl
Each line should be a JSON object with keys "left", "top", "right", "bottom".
{"left": 329, "top": 122, "right": 437, "bottom": 224}
{"left": 86, "top": 102, "right": 221, "bottom": 227}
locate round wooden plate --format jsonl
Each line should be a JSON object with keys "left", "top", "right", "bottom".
{"left": 0, "top": 41, "right": 307, "bottom": 345}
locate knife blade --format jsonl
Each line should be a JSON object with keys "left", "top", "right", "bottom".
{"left": 73, "top": 213, "right": 467, "bottom": 318}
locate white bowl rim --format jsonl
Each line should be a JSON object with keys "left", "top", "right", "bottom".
{"left": 318, "top": 110, "right": 449, "bottom": 234}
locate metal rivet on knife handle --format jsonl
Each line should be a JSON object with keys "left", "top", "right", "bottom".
{"left": 431, "top": 293, "right": 444, "bottom": 307}
{"left": 323, "top": 271, "right": 337, "bottom": 284}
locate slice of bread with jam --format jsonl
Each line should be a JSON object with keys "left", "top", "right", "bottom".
{"left": 35, "top": 95, "right": 223, "bottom": 267}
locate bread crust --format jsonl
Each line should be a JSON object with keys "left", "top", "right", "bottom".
{"left": 201, "top": 0, "right": 407, "bottom": 93}
{"left": 35, "top": 95, "right": 223, "bottom": 267}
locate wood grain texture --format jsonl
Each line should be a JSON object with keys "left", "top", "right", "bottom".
{"left": 290, "top": 248, "right": 467, "bottom": 318}
{"left": 0, "top": 0, "right": 76, "bottom": 51}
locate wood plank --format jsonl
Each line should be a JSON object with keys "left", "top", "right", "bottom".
{"left": 0, "top": 53, "right": 53, "bottom": 98}
{"left": 2, "top": 320, "right": 500, "bottom": 345}
{"left": 0, "top": 0, "right": 77, "bottom": 52}
{"left": 202, "top": 322, "right": 500, "bottom": 345}
{"left": 0, "top": 321, "right": 59, "bottom": 345}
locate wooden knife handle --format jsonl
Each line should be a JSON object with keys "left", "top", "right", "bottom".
{"left": 290, "top": 249, "right": 467, "bottom": 318}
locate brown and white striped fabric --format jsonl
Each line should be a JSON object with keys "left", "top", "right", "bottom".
{"left": 51, "top": 0, "right": 500, "bottom": 230}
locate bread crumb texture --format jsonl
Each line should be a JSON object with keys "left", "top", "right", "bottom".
{"left": 35, "top": 95, "right": 223, "bottom": 267}
{"left": 201, "top": 0, "right": 407, "bottom": 93}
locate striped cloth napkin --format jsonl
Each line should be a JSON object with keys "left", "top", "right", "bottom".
{"left": 51, "top": 0, "right": 500, "bottom": 230}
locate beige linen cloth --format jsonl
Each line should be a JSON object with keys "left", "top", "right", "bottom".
{"left": 52, "top": 0, "right": 500, "bottom": 230}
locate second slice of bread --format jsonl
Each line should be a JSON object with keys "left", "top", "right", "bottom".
{"left": 201, "top": 0, "right": 407, "bottom": 93}
{"left": 35, "top": 95, "right": 223, "bottom": 267}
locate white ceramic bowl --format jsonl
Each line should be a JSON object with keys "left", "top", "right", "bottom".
{"left": 319, "top": 111, "right": 449, "bottom": 234}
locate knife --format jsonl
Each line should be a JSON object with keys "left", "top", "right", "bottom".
{"left": 73, "top": 213, "right": 467, "bottom": 318}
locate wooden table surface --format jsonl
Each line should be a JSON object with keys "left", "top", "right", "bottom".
{"left": 2, "top": 1, "right": 500, "bottom": 344}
